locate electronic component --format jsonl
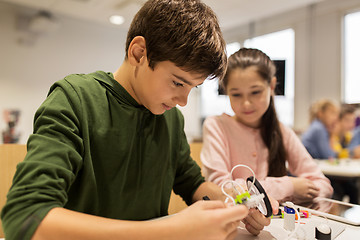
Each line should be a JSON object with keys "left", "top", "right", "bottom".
{"left": 315, "top": 223, "right": 331, "bottom": 240}
{"left": 284, "top": 206, "right": 296, "bottom": 231}
{"left": 246, "top": 176, "right": 273, "bottom": 217}
{"left": 220, "top": 164, "right": 273, "bottom": 217}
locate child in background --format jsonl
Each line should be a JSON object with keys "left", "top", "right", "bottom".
{"left": 330, "top": 104, "right": 359, "bottom": 158}
{"left": 201, "top": 48, "right": 333, "bottom": 209}
{"left": 348, "top": 106, "right": 360, "bottom": 158}
{"left": 302, "top": 99, "right": 340, "bottom": 159}
{"left": 1, "top": 1, "right": 272, "bottom": 239}
{"left": 329, "top": 104, "right": 360, "bottom": 204}
{"left": 348, "top": 126, "right": 360, "bottom": 158}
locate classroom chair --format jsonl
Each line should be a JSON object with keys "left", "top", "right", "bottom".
{"left": 168, "top": 142, "right": 203, "bottom": 214}
{"left": 0, "top": 144, "right": 27, "bottom": 238}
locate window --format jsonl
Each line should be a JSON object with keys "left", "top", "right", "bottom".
{"left": 344, "top": 11, "right": 360, "bottom": 103}
{"left": 244, "top": 28, "right": 295, "bottom": 127}
{"left": 200, "top": 42, "right": 240, "bottom": 118}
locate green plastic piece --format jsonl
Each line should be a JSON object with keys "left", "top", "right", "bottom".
{"left": 235, "top": 191, "right": 251, "bottom": 204}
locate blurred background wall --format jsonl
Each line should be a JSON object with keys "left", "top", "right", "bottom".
{"left": 0, "top": 0, "right": 360, "bottom": 143}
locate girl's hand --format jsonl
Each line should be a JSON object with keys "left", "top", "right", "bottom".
{"left": 241, "top": 208, "right": 271, "bottom": 235}
{"left": 240, "top": 195, "right": 277, "bottom": 236}
{"left": 290, "top": 177, "right": 320, "bottom": 201}
{"left": 269, "top": 195, "right": 280, "bottom": 215}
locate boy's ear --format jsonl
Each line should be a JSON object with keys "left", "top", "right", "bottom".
{"left": 128, "top": 36, "right": 147, "bottom": 66}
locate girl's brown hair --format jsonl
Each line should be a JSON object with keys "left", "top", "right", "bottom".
{"left": 125, "top": 0, "right": 227, "bottom": 80}
{"left": 222, "top": 48, "right": 287, "bottom": 177}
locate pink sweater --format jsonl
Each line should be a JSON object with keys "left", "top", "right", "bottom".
{"left": 201, "top": 114, "right": 333, "bottom": 202}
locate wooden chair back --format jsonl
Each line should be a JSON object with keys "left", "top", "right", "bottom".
{"left": 0, "top": 144, "right": 27, "bottom": 238}
{"left": 168, "top": 142, "right": 203, "bottom": 214}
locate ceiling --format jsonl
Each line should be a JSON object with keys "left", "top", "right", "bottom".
{"left": 0, "top": 0, "right": 325, "bottom": 31}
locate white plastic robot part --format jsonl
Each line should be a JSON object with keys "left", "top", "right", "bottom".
{"left": 284, "top": 209, "right": 295, "bottom": 231}
{"left": 244, "top": 193, "right": 265, "bottom": 209}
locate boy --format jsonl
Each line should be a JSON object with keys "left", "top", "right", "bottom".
{"left": 1, "top": 0, "right": 272, "bottom": 239}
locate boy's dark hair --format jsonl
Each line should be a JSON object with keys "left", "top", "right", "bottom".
{"left": 222, "top": 48, "right": 287, "bottom": 177}
{"left": 125, "top": 0, "right": 227, "bottom": 80}
{"left": 340, "top": 104, "right": 356, "bottom": 119}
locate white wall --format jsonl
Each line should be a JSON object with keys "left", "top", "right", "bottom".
{"left": 0, "top": 2, "right": 201, "bottom": 143}
{"left": 2, "top": 0, "right": 360, "bottom": 144}
{"left": 222, "top": 0, "right": 360, "bottom": 131}
{"left": 0, "top": 2, "right": 127, "bottom": 143}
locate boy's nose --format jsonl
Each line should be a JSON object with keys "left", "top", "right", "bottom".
{"left": 175, "top": 92, "right": 189, "bottom": 107}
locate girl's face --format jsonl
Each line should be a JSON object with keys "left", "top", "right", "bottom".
{"left": 226, "top": 66, "right": 276, "bottom": 128}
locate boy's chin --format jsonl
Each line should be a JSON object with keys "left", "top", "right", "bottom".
{"left": 148, "top": 107, "right": 166, "bottom": 115}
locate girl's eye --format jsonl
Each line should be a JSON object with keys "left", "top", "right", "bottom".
{"left": 231, "top": 94, "right": 241, "bottom": 97}
{"left": 252, "top": 91, "right": 261, "bottom": 95}
{"left": 173, "top": 81, "right": 184, "bottom": 87}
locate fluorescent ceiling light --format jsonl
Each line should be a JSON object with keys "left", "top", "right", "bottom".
{"left": 109, "top": 15, "right": 125, "bottom": 25}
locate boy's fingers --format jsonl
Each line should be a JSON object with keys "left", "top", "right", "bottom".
{"left": 198, "top": 200, "right": 227, "bottom": 210}
{"left": 225, "top": 224, "right": 240, "bottom": 240}
{"left": 224, "top": 220, "right": 240, "bottom": 235}
{"left": 216, "top": 204, "right": 249, "bottom": 222}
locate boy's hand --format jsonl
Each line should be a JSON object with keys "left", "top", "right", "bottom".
{"left": 173, "top": 200, "right": 248, "bottom": 240}
{"left": 189, "top": 181, "right": 279, "bottom": 237}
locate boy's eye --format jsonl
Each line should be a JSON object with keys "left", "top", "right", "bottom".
{"left": 173, "top": 81, "right": 184, "bottom": 87}
{"left": 252, "top": 91, "right": 261, "bottom": 95}
{"left": 231, "top": 93, "right": 241, "bottom": 97}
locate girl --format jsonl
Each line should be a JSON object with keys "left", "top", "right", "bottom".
{"left": 302, "top": 99, "right": 340, "bottom": 159}
{"left": 201, "top": 48, "right": 333, "bottom": 207}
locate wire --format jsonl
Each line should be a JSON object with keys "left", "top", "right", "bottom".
{"left": 230, "top": 164, "right": 256, "bottom": 193}
{"left": 220, "top": 164, "right": 256, "bottom": 205}
{"left": 221, "top": 180, "right": 245, "bottom": 205}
